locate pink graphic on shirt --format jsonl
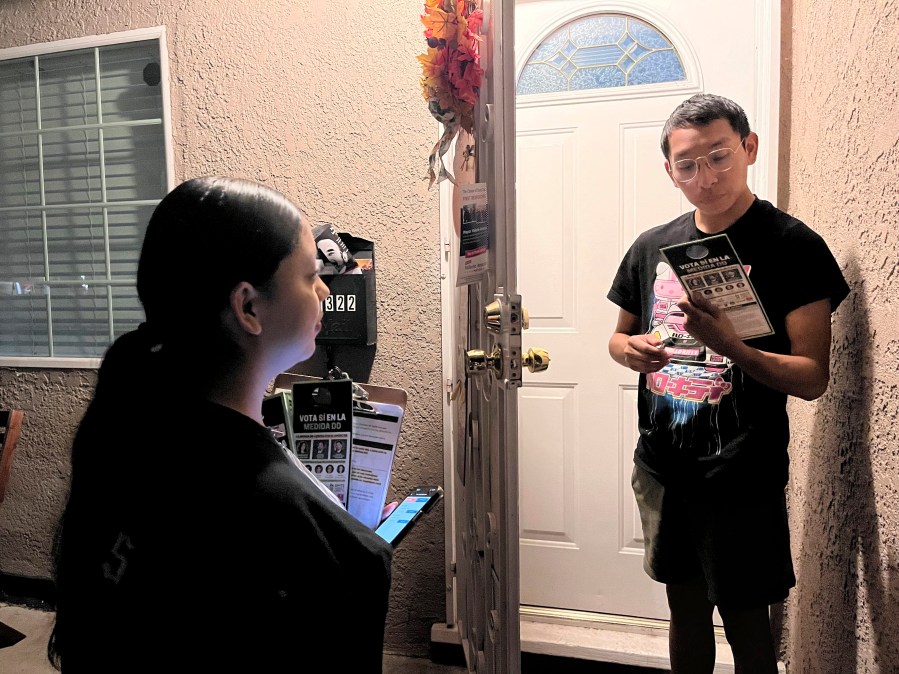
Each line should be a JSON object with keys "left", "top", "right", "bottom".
{"left": 649, "top": 261, "right": 732, "bottom": 402}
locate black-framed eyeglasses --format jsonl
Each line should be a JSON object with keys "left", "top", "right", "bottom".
{"left": 670, "top": 138, "right": 747, "bottom": 183}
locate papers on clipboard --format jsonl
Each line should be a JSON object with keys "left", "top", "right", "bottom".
{"left": 346, "top": 400, "right": 405, "bottom": 529}
{"left": 272, "top": 373, "right": 407, "bottom": 530}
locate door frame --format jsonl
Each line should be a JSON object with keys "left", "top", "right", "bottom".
{"left": 439, "top": 0, "right": 781, "bottom": 635}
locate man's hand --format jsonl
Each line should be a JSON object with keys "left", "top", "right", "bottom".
{"left": 676, "top": 291, "right": 741, "bottom": 358}
{"left": 610, "top": 308, "right": 670, "bottom": 373}
{"left": 622, "top": 333, "right": 671, "bottom": 373}
{"left": 610, "top": 296, "right": 835, "bottom": 401}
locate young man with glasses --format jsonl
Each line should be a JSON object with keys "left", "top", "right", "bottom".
{"left": 607, "top": 93, "right": 849, "bottom": 673}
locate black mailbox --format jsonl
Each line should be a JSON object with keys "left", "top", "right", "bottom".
{"left": 316, "top": 234, "right": 377, "bottom": 346}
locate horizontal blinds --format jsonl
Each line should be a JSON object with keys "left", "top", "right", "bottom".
{"left": 0, "top": 39, "right": 166, "bottom": 358}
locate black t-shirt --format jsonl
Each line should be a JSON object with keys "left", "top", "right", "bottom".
{"left": 607, "top": 198, "right": 849, "bottom": 492}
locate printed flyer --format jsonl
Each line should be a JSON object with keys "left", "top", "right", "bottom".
{"left": 659, "top": 233, "right": 773, "bottom": 340}
{"left": 291, "top": 379, "right": 353, "bottom": 506}
{"left": 272, "top": 374, "right": 409, "bottom": 531}
{"left": 456, "top": 182, "right": 490, "bottom": 287}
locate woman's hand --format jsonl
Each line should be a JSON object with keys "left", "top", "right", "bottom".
{"left": 379, "top": 501, "right": 399, "bottom": 525}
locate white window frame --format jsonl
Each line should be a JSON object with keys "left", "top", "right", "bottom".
{"left": 0, "top": 26, "right": 174, "bottom": 369}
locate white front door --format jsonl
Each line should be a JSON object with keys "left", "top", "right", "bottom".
{"left": 515, "top": 0, "right": 779, "bottom": 619}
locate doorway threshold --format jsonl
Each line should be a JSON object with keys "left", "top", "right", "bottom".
{"left": 431, "top": 609, "right": 785, "bottom": 673}
{"left": 521, "top": 605, "right": 741, "bottom": 673}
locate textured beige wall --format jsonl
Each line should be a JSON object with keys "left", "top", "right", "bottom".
{"left": 0, "top": 0, "right": 444, "bottom": 658}
{"left": 780, "top": 0, "right": 899, "bottom": 671}
{"left": 7, "top": 0, "right": 897, "bottom": 669}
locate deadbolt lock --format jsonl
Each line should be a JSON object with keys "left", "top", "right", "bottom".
{"left": 469, "top": 292, "right": 549, "bottom": 383}
{"left": 484, "top": 300, "right": 501, "bottom": 333}
{"left": 484, "top": 296, "right": 528, "bottom": 334}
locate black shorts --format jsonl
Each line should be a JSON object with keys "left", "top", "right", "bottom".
{"left": 631, "top": 463, "right": 796, "bottom": 610}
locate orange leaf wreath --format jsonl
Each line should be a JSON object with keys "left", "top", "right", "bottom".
{"left": 419, "top": 0, "right": 484, "bottom": 188}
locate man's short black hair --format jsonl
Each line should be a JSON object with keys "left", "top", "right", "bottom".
{"left": 660, "top": 93, "right": 751, "bottom": 159}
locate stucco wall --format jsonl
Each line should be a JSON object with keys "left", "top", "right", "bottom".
{"left": 6, "top": 0, "right": 898, "bottom": 669}
{"left": 0, "top": 0, "right": 444, "bottom": 659}
{"left": 781, "top": 0, "right": 899, "bottom": 671}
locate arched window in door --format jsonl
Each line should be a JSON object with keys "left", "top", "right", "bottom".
{"left": 517, "top": 14, "right": 686, "bottom": 95}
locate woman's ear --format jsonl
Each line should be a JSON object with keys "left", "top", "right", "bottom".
{"left": 230, "top": 282, "right": 263, "bottom": 336}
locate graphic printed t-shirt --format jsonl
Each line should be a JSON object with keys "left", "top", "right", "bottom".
{"left": 607, "top": 198, "right": 849, "bottom": 491}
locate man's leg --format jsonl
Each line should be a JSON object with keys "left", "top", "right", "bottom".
{"left": 632, "top": 465, "right": 715, "bottom": 672}
{"left": 717, "top": 604, "right": 778, "bottom": 674}
{"left": 666, "top": 575, "right": 716, "bottom": 674}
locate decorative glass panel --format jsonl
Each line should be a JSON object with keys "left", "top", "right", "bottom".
{"left": 41, "top": 129, "right": 103, "bottom": 205}
{"left": 0, "top": 134, "right": 41, "bottom": 208}
{"left": 106, "top": 205, "right": 154, "bottom": 278}
{"left": 0, "top": 211, "right": 44, "bottom": 281}
{"left": 518, "top": 14, "right": 686, "bottom": 95}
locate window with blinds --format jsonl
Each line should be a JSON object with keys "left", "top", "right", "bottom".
{"left": 0, "top": 30, "right": 170, "bottom": 365}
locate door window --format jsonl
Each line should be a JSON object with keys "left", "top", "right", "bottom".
{"left": 517, "top": 14, "right": 686, "bottom": 95}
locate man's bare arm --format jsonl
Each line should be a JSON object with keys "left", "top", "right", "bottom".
{"left": 678, "top": 295, "right": 833, "bottom": 400}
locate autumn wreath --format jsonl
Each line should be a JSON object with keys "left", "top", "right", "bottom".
{"left": 418, "top": 0, "right": 484, "bottom": 188}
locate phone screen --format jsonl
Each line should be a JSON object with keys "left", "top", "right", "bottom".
{"left": 375, "top": 486, "right": 442, "bottom": 547}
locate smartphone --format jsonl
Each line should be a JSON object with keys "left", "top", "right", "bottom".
{"left": 375, "top": 486, "right": 443, "bottom": 547}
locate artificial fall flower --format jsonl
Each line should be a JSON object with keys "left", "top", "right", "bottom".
{"left": 417, "top": 48, "right": 445, "bottom": 98}
{"left": 465, "top": 8, "right": 484, "bottom": 37}
{"left": 435, "top": 82, "right": 459, "bottom": 112}
{"left": 452, "top": 1, "right": 471, "bottom": 46}
{"left": 458, "top": 102, "right": 475, "bottom": 134}
{"left": 421, "top": 3, "right": 457, "bottom": 42}
{"left": 420, "top": 0, "right": 484, "bottom": 187}
{"left": 447, "top": 44, "right": 482, "bottom": 105}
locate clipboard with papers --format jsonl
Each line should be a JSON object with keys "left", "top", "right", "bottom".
{"left": 272, "top": 372, "right": 408, "bottom": 530}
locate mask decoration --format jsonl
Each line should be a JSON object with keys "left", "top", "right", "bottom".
{"left": 312, "top": 223, "right": 360, "bottom": 275}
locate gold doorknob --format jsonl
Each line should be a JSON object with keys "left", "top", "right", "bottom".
{"left": 466, "top": 345, "right": 502, "bottom": 377}
{"left": 522, "top": 347, "right": 550, "bottom": 373}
